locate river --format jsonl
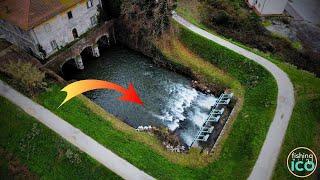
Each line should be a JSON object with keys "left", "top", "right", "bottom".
{"left": 63, "top": 46, "right": 217, "bottom": 146}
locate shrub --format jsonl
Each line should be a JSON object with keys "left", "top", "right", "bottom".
{"left": 213, "top": 10, "right": 230, "bottom": 25}
{"left": 198, "top": 0, "right": 320, "bottom": 76}
{"left": 2, "top": 61, "right": 45, "bottom": 92}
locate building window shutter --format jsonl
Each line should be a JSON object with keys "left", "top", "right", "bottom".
{"left": 90, "top": 16, "right": 97, "bottom": 26}
{"left": 67, "top": 11, "right": 73, "bottom": 19}
{"left": 50, "top": 40, "right": 58, "bottom": 50}
{"left": 87, "top": 0, "right": 93, "bottom": 9}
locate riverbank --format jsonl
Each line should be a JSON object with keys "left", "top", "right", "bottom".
{"left": 167, "top": 23, "right": 277, "bottom": 178}
{"left": 0, "top": 18, "right": 276, "bottom": 179}
{"left": 174, "top": 5, "right": 320, "bottom": 178}
{"left": 155, "top": 34, "right": 244, "bottom": 154}
{"left": 0, "top": 40, "right": 239, "bottom": 170}
{"left": 61, "top": 45, "right": 228, "bottom": 147}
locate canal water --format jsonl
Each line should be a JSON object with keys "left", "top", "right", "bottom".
{"left": 63, "top": 46, "right": 217, "bottom": 146}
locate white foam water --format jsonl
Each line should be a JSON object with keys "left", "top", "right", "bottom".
{"left": 152, "top": 83, "right": 197, "bottom": 128}
{"left": 152, "top": 82, "right": 217, "bottom": 145}
{"left": 73, "top": 46, "right": 218, "bottom": 146}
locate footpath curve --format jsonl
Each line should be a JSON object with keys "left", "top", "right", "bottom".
{"left": 173, "top": 13, "right": 295, "bottom": 179}
{"left": 0, "top": 80, "right": 154, "bottom": 180}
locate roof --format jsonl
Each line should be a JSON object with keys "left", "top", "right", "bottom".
{"left": 0, "top": 0, "right": 85, "bottom": 30}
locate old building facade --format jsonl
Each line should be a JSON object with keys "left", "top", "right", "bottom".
{"left": 0, "top": 0, "right": 102, "bottom": 58}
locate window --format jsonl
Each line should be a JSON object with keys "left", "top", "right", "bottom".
{"left": 44, "top": 23, "right": 51, "bottom": 32}
{"left": 67, "top": 11, "right": 73, "bottom": 19}
{"left": 50, "top": 40, "right": 58, "bottom": 50}
{"left": 90, "top": 16, "right": 97, "bottom": 26}
{"left": 87, "top": 0, "right": 93, "bottom": 9}
{"left": 72, "top": 28, "right": 79, "bottom": 39}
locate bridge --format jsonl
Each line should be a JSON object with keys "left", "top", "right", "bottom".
{"left": 42, "top": 20, "right": 115, "bottom": 73}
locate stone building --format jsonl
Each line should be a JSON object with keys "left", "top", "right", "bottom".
{"left": 0, "top": 0, "right": 102, "bottom": 59}
{"left": 247, "top": 0, "right": 288, "bottom": 15}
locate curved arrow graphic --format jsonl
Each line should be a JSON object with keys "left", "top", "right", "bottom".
{"left": 59, "top": 80, "right": 143, "bottom": 108}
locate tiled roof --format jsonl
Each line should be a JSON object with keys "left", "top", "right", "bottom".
{"left": 0, "top": 0, "right": 85, "bottom": 30}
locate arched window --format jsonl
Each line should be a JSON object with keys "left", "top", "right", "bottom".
{"left": 72, "top": 28, "right": 79, "bottom": 39}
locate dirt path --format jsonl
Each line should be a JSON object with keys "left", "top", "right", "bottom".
{"left": 0, "top": 80, "right": 154, "bottom": 180}
{"left": 173, "top": 12, "right": 295, "bottom": 180}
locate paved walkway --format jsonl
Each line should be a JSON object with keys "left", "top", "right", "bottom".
{"left": 173, "top": 13, "right": 295, "bottom": 180}
{"left": 0, "top": 80, "right": 154, "bottom": 180}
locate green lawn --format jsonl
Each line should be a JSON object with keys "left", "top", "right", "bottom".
{"left": 174, "top": 4, "right": 320, "bottom": 178}
{"left": 0, "top": 96, "right": 120, "bottom": 179}
{"left": 271, "top": 62, "right": 320, "bottom": 179}
{"left": 174, "top": 26, "right": 278, "bottom": 178}
{"left": 2, "top": 3, "right": 318, "bottom": 178}
{"left": 31, "top": 22, "right": 277, "bottom": 178}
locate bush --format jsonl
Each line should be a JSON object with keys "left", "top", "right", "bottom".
{"left": 199, "top": 0, "right": 320, "bottom": 76}
{"left": 2, "top": 61, "right": 45, "bottom": 92}
{"left": 213, "top": 10, "right": 230, "bottom": 25}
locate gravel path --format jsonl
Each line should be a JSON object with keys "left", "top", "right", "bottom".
{"left": 173, "top": 12, "right": 295, "bottom": 180}
{"left": 0, "top": 80, "right": 154, "bottom": 180}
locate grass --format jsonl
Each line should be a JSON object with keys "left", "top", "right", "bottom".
{"left": 173, "top": 25, "right": 277, "bottom": 179}
{"left": 0, "top": 96, "right": 120, "bottom": 179}
{"left": 175, "top": 3, "right": 320, "bottom": 178}
{"left": 291, "top": 41, "right": 303, "bottom": 51}
{"left": 156, "top": 33, "right": 245, "bottom": 158}
{"left": 35, "top": 84, "right": 200, "bottom": 179}
{"left": 33, "top": 21, "right": 277, "bottom": 178}
{"left": 157, "top": 34, "right": 243, "bottom": 96}
{"left": 1, "top": 17, "right": 277, "bottom": 179}
{"left": 175, "top": 0, "right": 205, "bottom": 29}
{"left": 262, "top": 20, "right": 272, "bottom": 27}
{"left": 271, "top": 62, "right": 320, "bottom": 179}
{"left": 3, "top": 1, "right": 317, "bottom": 178}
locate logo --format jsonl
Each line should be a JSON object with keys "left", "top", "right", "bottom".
{"left": 287, "top": 147, "right": 317, "bottom": 178}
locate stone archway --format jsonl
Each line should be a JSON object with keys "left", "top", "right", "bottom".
{"left": 80, "top": 46, "right": 94, "bottom": 58}
{"left": 96, "top": 34, "right": 110, "bottom": 51}
{"left": 60, "top": 58, "right": 81, "bottom": 80}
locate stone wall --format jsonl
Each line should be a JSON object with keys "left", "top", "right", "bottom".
{"left": 43, "top": 20, "right": 114, "bottom": 72}
{"left": 0, "top": 20, "right": 38, "bottom": 56}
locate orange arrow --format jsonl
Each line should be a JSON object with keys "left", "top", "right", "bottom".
{"left": 59, "top": 80, "right": 143, "bottom": 108}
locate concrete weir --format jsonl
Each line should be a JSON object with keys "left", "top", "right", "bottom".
{"left": 42, "top": 21, "right": 114, "bottom": 72}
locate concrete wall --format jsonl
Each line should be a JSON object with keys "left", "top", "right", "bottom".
{"left": 32, "top": 0, "right": 101, "bottom": 57}
{"left": 0, "top": 20, "right": 38, "bottom": 55}
{"left": 248, "top": 0, "right": 288, "bottom": 15}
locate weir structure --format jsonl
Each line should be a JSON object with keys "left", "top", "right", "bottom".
{"left": 190, "top": 93, "right": 233, "bottom": 147}
{"left": 42, "top": 20, "right": 115, "bottom": 73}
